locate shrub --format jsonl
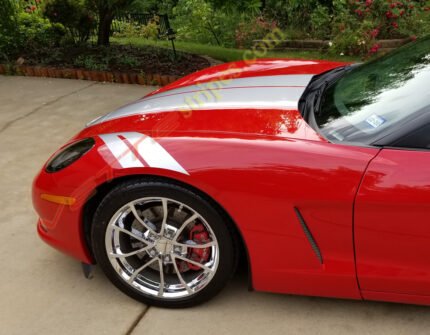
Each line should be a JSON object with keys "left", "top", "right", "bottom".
{"left": 348, "top": 0, "right": 426, "bottom": 38}
{"left": 330, "top": 0, "right": 430, "bottom": 56}
{"left": 235, "top": 16, "right": 278, "bottom": 49}
{"left": 140, "top": 19, "right": 159, "bottom": 40}
{"left": 112, "top": 17, "right": 159, "bottom": 40}
{"left": 172, "top": 0, "right": 269, "bottom": 48}
{"left": 173, "top": 0, "right": 245, "bottom": 47}
{"left": 0, "top": 0, "right": 19, "bottom": 58}
{"left": 330, "top": 23, "right": 377, "bottom": 57}
{"left": 43, "top": 0, "right": 95, "bottom": 44}
{"left": 397, "top": 3, "right": 430, "bottom": 37}
{"left": 173, "top": 0, "right": 217, "bottom": 44}
{"left": 72, "top": 46, "right": 141, "bottom": 70}
{"left": 74, "top": 54, "right": 109, "bottom": 71}
{"left": 265, "top": 0, "right": 325, "bottom": 31}
{"left": 310, "top": 4, "right": 332, "bottom": 39}
{"left": 20, "top": 0, "right": 43, "bottom": 14}
{"left": 1, "top": 5, "right": 66, "bottom": 61}
{"left": 17, "top": 12, "right": 66, "bottom": 48}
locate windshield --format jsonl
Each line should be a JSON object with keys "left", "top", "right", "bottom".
{"left": 315, "top": 37, "right": 430, "bottom": 145}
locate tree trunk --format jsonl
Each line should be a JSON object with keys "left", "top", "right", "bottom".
{"left": 97, "top": 11, "right": 114, "bottom": 46}
{"left": 206, "top": 23, "right": 221, "bottom": 46}
{"left": 260, "top": 0, "right": 266, "bottom": 11}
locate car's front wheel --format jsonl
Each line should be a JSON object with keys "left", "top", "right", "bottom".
{"left": 91, "top": 179, "right": 237, "bottom": 308}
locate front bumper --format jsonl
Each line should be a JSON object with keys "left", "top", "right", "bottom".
{"left": 31, "top": 137, "right": 111, "bottom": 264}
{"left": 33, "top": 175, "right": 94, "bottom": 263}
{"left": 36, "top": 217, "right": 94, "bottom": 263}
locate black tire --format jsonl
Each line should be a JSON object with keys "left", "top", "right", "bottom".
{"left": 91, "top": 179, "right": 237, "bottom": 308}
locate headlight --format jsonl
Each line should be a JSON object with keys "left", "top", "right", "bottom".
{"left": 46, "top": 138, "right": 95, "bottom": 173}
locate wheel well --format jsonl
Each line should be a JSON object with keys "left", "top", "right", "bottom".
{"left": 82, "top": 174, "right": 252, "bottom": 288}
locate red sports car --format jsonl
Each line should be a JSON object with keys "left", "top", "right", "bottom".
{"left": 33, "top": 37, "right": 430, "bottom": 308}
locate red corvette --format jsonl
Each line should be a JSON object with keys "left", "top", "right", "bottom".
{"left": 33, "top": 37, "right": 430, "bottom": 308}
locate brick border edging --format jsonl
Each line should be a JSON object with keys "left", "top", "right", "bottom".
{"left": 0, "top": 64, "right": 180, "bottom": 86}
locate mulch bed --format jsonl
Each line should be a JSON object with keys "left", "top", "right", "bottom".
{"left": 0, "top": 44, "right": 211, "bottom": 86}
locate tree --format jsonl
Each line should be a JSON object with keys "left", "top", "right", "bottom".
{"left": 43, "top": 0, "right": 95, "bottom": 44}
{"left": 0, "top": 0, "right": 18, "bottom": 34}
{"left": 0, "top": 0, "right": 19, "bottom": 55}
{"left": 86, "top": 0, "right": 135, "bottom": 45}
{"left": 129, "top": 0, "right": 179, "bottom": 14}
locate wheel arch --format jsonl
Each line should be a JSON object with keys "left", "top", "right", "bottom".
{"left": 82, "top": 174, "right": 253, "bottom": 289}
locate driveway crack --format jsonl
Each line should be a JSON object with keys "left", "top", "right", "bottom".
{"left": 125, "top": 307, "right": 150, "bottom": 335}
{"left": 0, "top": 81, "right": 97, "bottom": 134}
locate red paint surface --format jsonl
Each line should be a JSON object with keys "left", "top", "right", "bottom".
{"left": 33, "top": 58, "right": 430, "bottom": 306}
{"left": 355, "top": 148, "right": 430, "bottom": 297}
{"left": 147, "top": 59, "right": 348, "bottom": 97}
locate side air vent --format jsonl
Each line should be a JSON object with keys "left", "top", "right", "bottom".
{"left": 294, "top": 207, "right": 323, "bottom": 264}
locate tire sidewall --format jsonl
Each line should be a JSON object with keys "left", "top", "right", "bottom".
{"left": 91, "top": 180, "right": 236, "bottom": 308}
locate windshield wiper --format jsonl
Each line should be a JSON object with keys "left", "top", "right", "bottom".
{"left": 299, "top": 65, "right": 353, "bottom": 120}
{"left": 313, "top": 80, "right": 329, "bottom": 117}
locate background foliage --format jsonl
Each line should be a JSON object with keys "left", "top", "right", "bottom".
{"left": 43, "top": 0, "right": 95, "bottom": 44}
{"left": 0, "top": 0, "right": 429, "bottom": 62}
{"left": 0, "top": 0, "right": 65, "bottom": 58}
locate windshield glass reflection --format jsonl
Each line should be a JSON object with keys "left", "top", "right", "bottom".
{"left": 317, "top": 37, "right": 430, "bottom": 144}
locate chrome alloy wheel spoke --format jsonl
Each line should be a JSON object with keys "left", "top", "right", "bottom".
{"left": 172, "top": 256, "right": 193, "bottom": 294}
{"left": 129, "top": 203, "right": 158, "bottom": 236}
{"left": 106, "top": 197, "right": 219, "bottom": 299}
{"left": 174, "top": 254, "right": 214, "bottom": 273}
{"left": 109, "top": 245, "right": 152, "bottom": 259}
{"left": 160, "top": 198, "right": 168, "bottom": 236}
{"left": 173, "top": 213, "right": 199, "bottom": 241}
{"left": 113, "top": 225, "right": 150, "bottom": 245}
{"left": 158, "top": 258, "right": 165, "bottom": 297}
{"left": 173, "top": 241, "right": 216, "bottom": 249}
{"left": 128, "top": 257, "right": 158, "bottom": 283}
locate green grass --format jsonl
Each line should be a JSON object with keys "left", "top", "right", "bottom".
{"left": 112, "top": 37, "right": 360, "bottom": 63}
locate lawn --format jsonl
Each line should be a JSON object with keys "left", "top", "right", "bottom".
{"left": 113, "top": 37, "right": 360, "bottom": 63}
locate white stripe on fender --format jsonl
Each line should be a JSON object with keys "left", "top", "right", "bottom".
{"left": 99, "top": 133, "right": 144, "bottom": 168}
{"left": 99, "top": 132, "right": 188, "bottom": 175}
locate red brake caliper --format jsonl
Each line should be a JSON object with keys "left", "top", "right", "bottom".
{"left": 187, "top": 224, "right": 211, "bottom": 270}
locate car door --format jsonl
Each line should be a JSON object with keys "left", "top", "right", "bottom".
{"left": 355, "top": 123, "right": 430, "bottom": 297}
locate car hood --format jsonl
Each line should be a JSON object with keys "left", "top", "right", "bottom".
{"left": 83, "top": 59, "right": 346, "bottom": 141}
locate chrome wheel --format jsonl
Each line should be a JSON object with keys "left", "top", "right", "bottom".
{"left": 105, "top": 197, "right": 219, "bottom": 299}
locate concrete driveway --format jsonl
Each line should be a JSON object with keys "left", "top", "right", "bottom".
{"left": 1, "top": 75, "right": 430, "bottom": 335}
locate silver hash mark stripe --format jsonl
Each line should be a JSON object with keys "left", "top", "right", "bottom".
{"left": 99, "top": 132, "right": 189, "bottom": 175}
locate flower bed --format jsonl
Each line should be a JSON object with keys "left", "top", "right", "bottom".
{"left": 0, "top": 44, "right": 210, "bottom": 86}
